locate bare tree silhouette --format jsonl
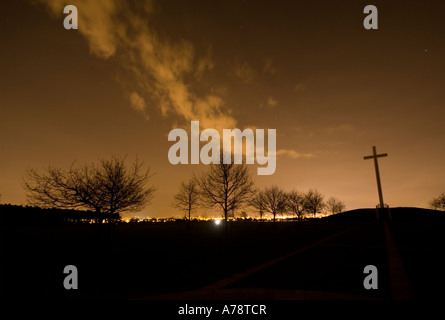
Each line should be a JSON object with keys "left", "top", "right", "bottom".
{"left": 24, "top": 156, "right": 156, "bottom": 222}
{"left": 262, "top": 185, "right": 287, "bottom": 223}
{"left": 303, "top": 189, "right": 325, "bottom": 218}
{"left": 171, "top": 178, "right": 200, "bottom": 222}
{"left": 198, "top": 153, "right": 254, "bottom": 226}
{"left": 430, "top": 192, "right": 445, "bottom": 211}
{"left": 326, "top": 196, "right": 346, "bottom": 215}
{"left": 287, "top": 190, "right": 306, "bottom": 220}
{"left": 249, "top": 189, "right": 266, "bottom": 220}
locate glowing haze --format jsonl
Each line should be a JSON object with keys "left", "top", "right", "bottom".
{"left": 1, "top": 0, "right": 444, "bottom": 218}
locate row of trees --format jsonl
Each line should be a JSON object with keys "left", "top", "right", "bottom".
{"left": 172, "top": 154, "right": 345, "bottom": 223}
{"left": 173, "top": 180, "right": 345, "bottom": 223}
{"left": 22, "top": 154, "right": 345, "bottom": 223}
{"left": 249, "top": 187, "right": 345, "bottom": 222}
{"left": 17, "top": 155, "right": 445, "bottom": 225}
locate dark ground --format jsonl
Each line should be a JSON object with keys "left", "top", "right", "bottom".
{"left": 1, "top": 208, "right": 444, "bottom": 301}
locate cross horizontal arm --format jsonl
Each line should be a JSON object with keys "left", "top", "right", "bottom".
{"left": 364, "top": 153, "right": 388, "bottom": 160}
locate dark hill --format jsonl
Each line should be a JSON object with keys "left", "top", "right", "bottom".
{"left": 324, "top": 207, "right": 445, "bottom": 221}
{"left": 0, "top": 204, "right": 97, "bottom": 225}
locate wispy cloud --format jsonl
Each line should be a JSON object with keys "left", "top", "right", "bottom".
{"left": 262, "top": 58, "right": 277, "bottom": 75}
{"left": 129, "top": 91, "right": 148, "bottom": 118}
{"left": 259, "top": 96, "right": 279, "bottom": 109}
{"left": 36, "top": 0, "right": 236, "bottom": 131}
{"left": 276, "top": 149, "right": 315, "bottom": 159}
{"left": 323, "top": 124, "right": 355, "bottom": 134}
{"left": 195, "top": 46, "right": 215, "bottom": 79}
{"left": 266, "top": 96, "right": 278, "bottom": 108}
{"left": 233, "top": 58, "right": 257, "bottom": 84}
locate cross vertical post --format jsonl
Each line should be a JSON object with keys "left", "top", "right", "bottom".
{"left": 364, "top": 146, "right": 388, "bottom": 209}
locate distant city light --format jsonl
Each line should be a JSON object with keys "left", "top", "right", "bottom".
{"left": 214, "top": 219, "right": 221, "bottom": 225}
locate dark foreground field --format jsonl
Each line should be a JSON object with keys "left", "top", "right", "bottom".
{"left": 1, "top": 208, "right": 445, "bottom": 301}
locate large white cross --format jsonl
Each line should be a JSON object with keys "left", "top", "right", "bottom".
{"left": 364, "top": 146, "right": 388, "bottom": 209}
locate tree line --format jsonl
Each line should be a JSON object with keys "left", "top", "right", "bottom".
{"left": 0, "top": 204, "right": 99, "bottom": 225}
{"left": 14, "top": 155, "right": 445, "bottom": 224}
{"left": 171, "top": 154, "right": 345, "bottom": 223}
{"left": 172, "top": 177, "right": 345, "bottom": 223}
{"left": 21, "top": 154, "right": 345, "bottom": 224}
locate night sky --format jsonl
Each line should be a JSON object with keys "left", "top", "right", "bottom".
{"left": 1, "top": 0, "right": 444, "bottom": 218}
